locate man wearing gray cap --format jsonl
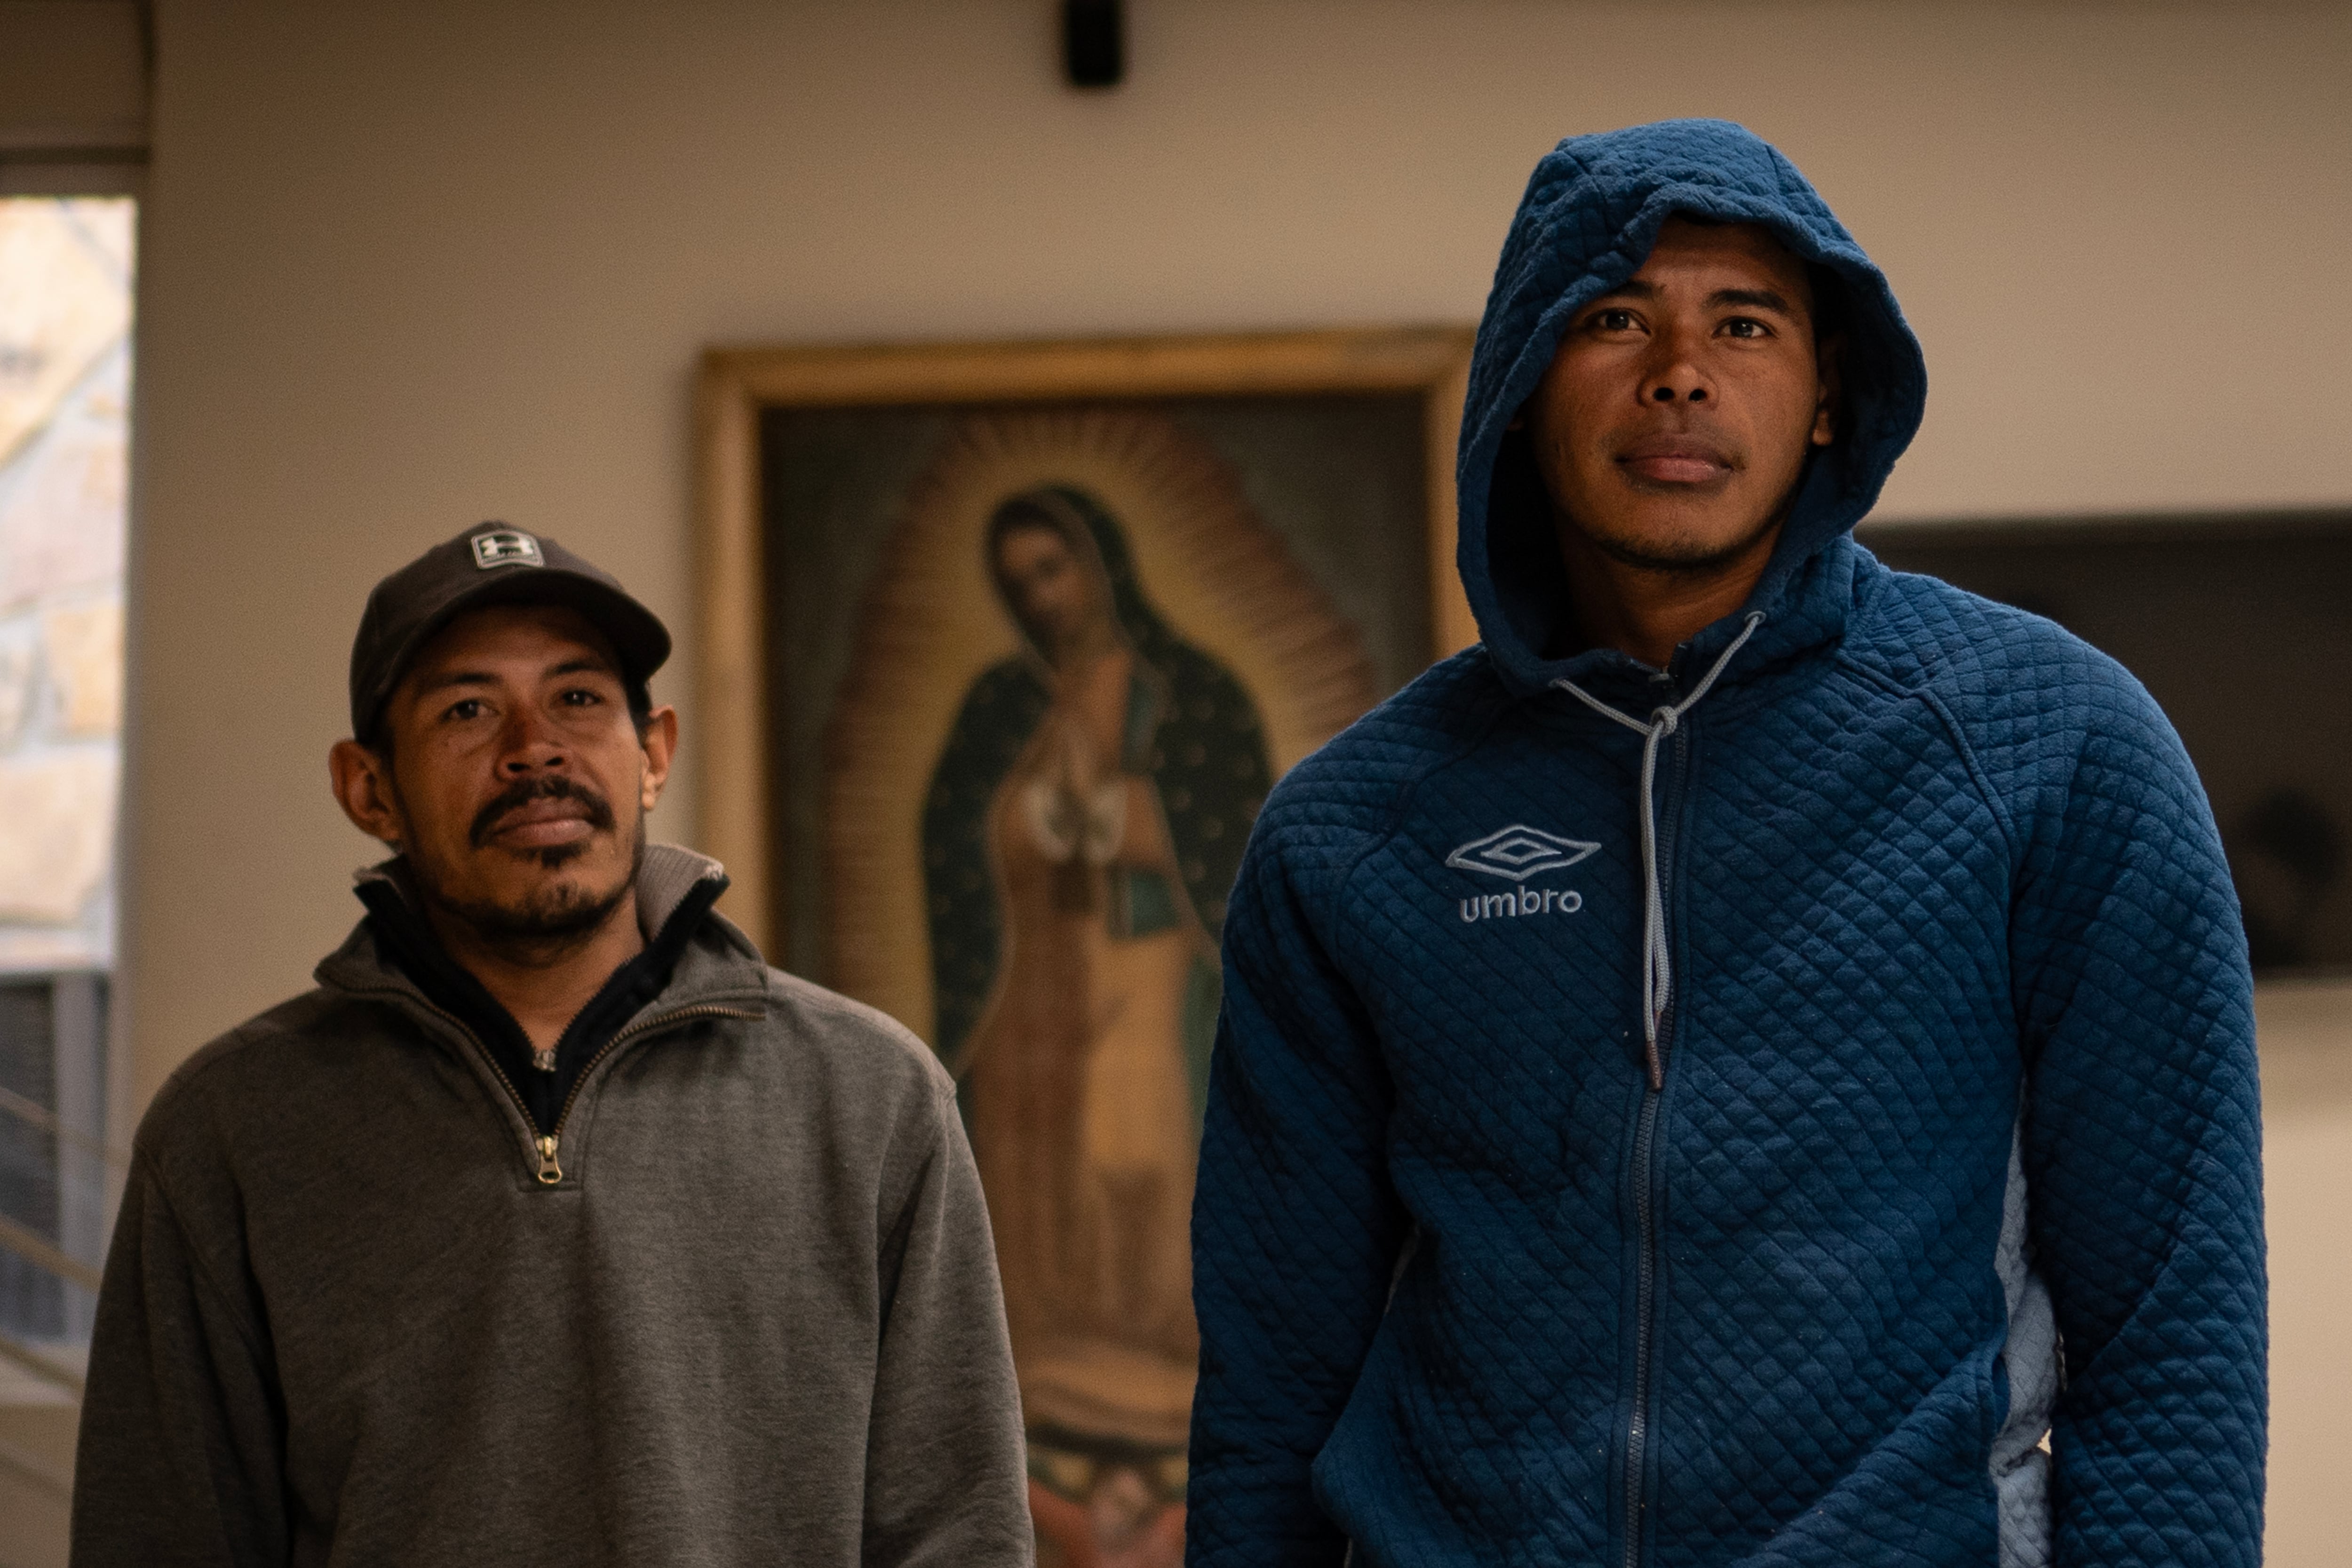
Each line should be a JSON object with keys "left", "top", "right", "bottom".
{"left": 70, "top": 525, "right": 1034, "bottom": 1567}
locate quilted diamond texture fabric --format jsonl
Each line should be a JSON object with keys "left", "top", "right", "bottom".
{"left": 1187, "top": 121, "right": 2263, "bottom": 1568}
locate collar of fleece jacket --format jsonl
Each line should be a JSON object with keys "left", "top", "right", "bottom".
{"left": 1460, "top": 118, "right": 1929, "bottom": 697}
{"left": 318, "top": 843, "right": 769, "bottom": 1030}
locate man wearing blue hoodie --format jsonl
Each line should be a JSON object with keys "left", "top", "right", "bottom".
{"left": 1188, "top": 121, "right": 2264, "bottom": 1568}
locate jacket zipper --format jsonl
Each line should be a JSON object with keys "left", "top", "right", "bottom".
{"left": 1623, "top": 724, "right": 1690, "bottom": 1568}
{"left": 372, "top": 989, "right": 760, "bottom": 1187}
{"left": 394, "top": 994, "right": 546, "bottom": 1172}
{"left": 529, "top": 1003, "right": 763, "bottom": 1184}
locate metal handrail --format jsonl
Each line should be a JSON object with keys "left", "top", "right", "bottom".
{"left": 0, "top": 1083, "right": 133, "bottom": 1172}
{"left": 0, "top": 1214, "right": 103, "bottom": 1293}
{"left": 0, "top": 1326, "right": 83, "bottom": 1398}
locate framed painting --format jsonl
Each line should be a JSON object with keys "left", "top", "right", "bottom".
{"left": 693, "top": 327, "right": 1473, "bottom": 1566}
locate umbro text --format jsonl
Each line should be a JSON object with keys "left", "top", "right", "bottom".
{"left": 1459, "top": 888, "right": 1583, "bottom": 923}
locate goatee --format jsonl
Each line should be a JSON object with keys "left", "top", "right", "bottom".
{"left": 423, "top": 803, "right": 646, "bottom": 956}
{"left": 431, "top": 842, "right": 643, "bottom": 947}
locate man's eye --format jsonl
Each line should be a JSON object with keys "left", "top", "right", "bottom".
{"left": 1593, "top": 309, "right": 1637, "bottom": 332}
{"left": 559, "top": 688, "right": 602, "bottom": 708}
{"left": 445, "top": 698, "right": 485, "bottom": 722}
{"left": 1721, "top": 317, "right": 1770, "bottom": 339}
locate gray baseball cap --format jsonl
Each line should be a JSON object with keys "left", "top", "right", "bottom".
{"left": 348, "top": 523, "right": 671, "bottom": 739}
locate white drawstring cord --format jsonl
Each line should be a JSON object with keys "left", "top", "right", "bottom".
{"left": 1551, "top": 611, "right": 1764, "bottom": 1090}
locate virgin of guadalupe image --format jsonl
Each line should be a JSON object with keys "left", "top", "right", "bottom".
{"left": 922, "top": 485, "right": 1272, "bottom": 1565}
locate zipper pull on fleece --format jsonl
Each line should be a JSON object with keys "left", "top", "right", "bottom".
{"left": 534, "top": 1135, "right": 563, "bottom": 1185}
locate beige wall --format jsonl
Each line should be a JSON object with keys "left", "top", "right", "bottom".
{"left": 2257, "top": 982, "right": 2352, "bottom": 1567}
{"left": 123, "top": 0, "right": 2349, "bottom": 1557}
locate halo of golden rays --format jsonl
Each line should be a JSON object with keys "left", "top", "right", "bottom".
{"left": 821, "top": 406, "right": 1378, "bottom": 1041}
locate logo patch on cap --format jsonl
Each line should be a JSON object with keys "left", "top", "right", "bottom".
{"left": 470, "top": 528, "right": 544, "bottom": 570}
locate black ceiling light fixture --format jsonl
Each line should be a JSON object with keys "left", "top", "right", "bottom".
{"left": 1063, "top": 0, "right": 1124, "bottom": 89}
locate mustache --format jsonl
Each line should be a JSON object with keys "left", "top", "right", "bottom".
{"left": 469, "top": 775, "right": 617, "bottom": 849}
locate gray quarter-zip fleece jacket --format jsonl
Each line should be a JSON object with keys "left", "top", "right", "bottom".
{"left": 70, "top": 845, "right": 1033, "bottom": 1568}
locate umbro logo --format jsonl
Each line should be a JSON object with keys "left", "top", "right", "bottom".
{"left": 1445, "top": 824, "right": 1599, "bottom": 883}
{"left": 1448, "top": 825, "right": 1597, "bottom": 925}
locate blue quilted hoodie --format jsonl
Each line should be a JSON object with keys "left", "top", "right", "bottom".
{"left": 1188, "top": 121, "right": 2265, "bottom": 1568}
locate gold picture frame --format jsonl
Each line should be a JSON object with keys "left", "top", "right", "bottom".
{"left": 691, "top": 326, "right": 1478, "bottom": 959}
{"left": 691, "top": 326, "right": 1472, "bottom": 1562}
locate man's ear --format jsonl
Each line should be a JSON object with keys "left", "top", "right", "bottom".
{"left": 1811, "top": 335, "right": 1843, "bottom": 448}
{"left": 637, "top": 706, "right": 680, "bottom": 812}
{"left": 330, "top": 739, "right": 406, "bottom": 849}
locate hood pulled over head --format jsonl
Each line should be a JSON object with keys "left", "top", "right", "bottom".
{"left": 1459, "top": 119, "right": 1928, "bottom": 692}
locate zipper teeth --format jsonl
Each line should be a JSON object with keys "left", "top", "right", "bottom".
{"left": 1624, "top": 726, "right": 1687, "bottom": 1568}
{"left": 399, "top": 994, "right": 540, "bottom": 1154}
{"left": 1625, "top": 1091, "right": 1661, "bottom": 1568}
{"left": 544, "top": 1003, "right": 762, "bottom": 1144}
{"left": 341, "top": 985, "right": 760, "bottom": 1183}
